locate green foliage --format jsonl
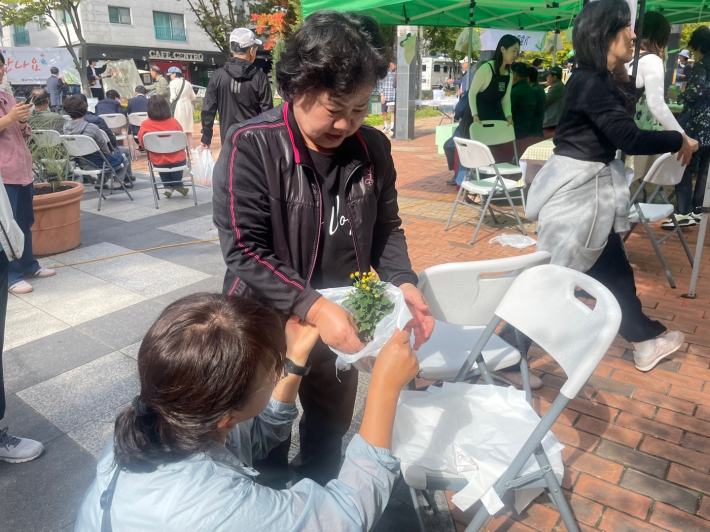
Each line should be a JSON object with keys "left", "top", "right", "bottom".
{"left": 681, "top": 23, "right": 707, "bottom": 49}
{"left": 183, "top": 0, "right": 248, "bottom": 57}
{"left": 423, "top": 27, "right": 478, "bottom": 63}
{"left": 363, "top": 106, "right": 442, "bottom": 126}
{"left": 27, "top": 137, "right": 69, "bottom": 192}
{"left": 344, "top": 272, "right": 395, "bottom": 344}
{"left": 520, "top": 31, "right": 574, "bottom": 69}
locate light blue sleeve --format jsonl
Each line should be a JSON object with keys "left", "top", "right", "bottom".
{"left": 213, "top": 434, "right": 400, "bottom": 532}
{"left": 225, "top": 398, "right": 298, "bottom": 466}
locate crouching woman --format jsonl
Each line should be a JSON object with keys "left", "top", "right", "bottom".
{"left": 74, "top": 292, "right": 418, "bottom": 531}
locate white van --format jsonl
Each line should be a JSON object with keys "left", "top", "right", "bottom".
{"left": 421, "top": 56, "right": 462, "bottom": 91}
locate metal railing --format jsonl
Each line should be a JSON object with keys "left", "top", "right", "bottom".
{"left": 13, "top": 30, "right": 30, "bottom": 47}
{"left": 154, "top": 26, "right": 186, "bottom": 42}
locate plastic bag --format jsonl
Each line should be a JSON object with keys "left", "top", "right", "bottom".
{"left": 318, "top": 283, "right": 413, "bottom": 370}
{"left": 190, "top": 146, "right": 215, "bottom": 186}
{"left": 392, "top": 382, "right": 564, "bottom": 515}
{"left": 489, "top": 234, "right": 537, "bottom": 248}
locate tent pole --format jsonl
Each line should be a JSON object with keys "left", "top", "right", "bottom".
{"left": 684, "top": 166, "right": 710, "bottom": 298}
{"left": 631, "top": 0, "right": 646, "bottom": 78}
{"left": 467, "top": 1, "right": 476, "bottom": 91}
{"left": 552, "top": 29, "right": 559, "bottom": 67}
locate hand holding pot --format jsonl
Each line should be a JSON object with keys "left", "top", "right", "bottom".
{"left": 306, "top": 297, "right": 365, "bottom": 354}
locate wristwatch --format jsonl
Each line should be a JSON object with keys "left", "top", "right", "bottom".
{"left": 285, "top": 358, "right": 311, "bottom": 376}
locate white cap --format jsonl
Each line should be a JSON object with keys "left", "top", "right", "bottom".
{"left": 229, "top": 28, "right": 262, "bottom": 48}
{"left": 680, "top": 49, "right": 691, "bottom": 58}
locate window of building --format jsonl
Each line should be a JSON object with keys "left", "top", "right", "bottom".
{"left": 36, "top": 17, "right": 48, "bottom": 30}
{"left": 422, "top": 64, "right": 427, "bottom": 72}
{"left": 153, "top": 11, "right": 186, "bottom": 42}
{"left": 434, "top": 64, "right": 441, "bottom": 72}
{"left": 13, "top": 24, "right": 30, "bottom": 46}
{"left": 108, "top": 6, "right": 131, "bottom": 25}
{"left": 443, "top": 65, "right": 448, "bottom": 73}
{"left": 56, "top": 9, "right": 71, "bottom": 25}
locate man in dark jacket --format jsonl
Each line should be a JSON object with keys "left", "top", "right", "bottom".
{"left": 528, "top": 66, "right": 545, "bottom": 139}
{"left": 126, "top": 86, "right": 148, "bottom": 138}
{"left": 87, "top": 59, "right": 109, "bottom": 100}
{"left": 46, "top": 67, "right": 69, "bottom": 111}
{"left": 200, "top": 28, "right": 273, "bottom": 148}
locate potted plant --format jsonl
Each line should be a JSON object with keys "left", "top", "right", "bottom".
{"left": 27, "top": 138, "right": 83, "bottom": 255}
{"left": 343, "top": 272, "right": 396, "bottom": 343}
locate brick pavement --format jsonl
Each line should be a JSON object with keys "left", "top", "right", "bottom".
{"left": 128, "top": 117, "right": 710, "bottom": 531}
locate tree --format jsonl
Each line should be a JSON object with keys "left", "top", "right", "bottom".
{"left": 0, "top": 0, "right": 92, "bottom": 94}
{"left": 251, "top": 0, "right": 298, "bottom": 51}
{"left": 184, "top": 0, "right": 248, "bottom": 59}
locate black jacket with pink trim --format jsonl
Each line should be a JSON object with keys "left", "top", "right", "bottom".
{"left": 212, "top": 103, "right": 418, "bottom": 319}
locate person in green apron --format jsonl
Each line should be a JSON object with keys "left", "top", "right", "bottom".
{"left": 469, "top": 34, "right": 520, "bottom": 126}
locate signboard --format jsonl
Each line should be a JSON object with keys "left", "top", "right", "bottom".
{"left": 148, "top": 50, "right": 204, "bottom": 62}
{"left": 0, "top": 46, "right": 81, "bottom": 84}
{"left": 101, "top": 59, "right": 143, "bottom": 100}
{"left": 480, "top": 29, "right": 548, "bottom": 53}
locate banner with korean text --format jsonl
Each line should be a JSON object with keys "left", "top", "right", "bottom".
{"left": 0, "top": 46, "right": 81, "bottom": 84}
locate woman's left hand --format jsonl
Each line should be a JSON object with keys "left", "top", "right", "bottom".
{"left": 506, "top": 116, "right": 514, "bottom": 127}
{"left": 399, "top": 283, "right": 435, "bottom": 350}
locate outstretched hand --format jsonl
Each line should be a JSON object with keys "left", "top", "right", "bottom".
{"left": 399, "top": 283, "right": 435, "bottom": 350}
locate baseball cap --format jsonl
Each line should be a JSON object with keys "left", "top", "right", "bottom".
{"left": 548, "top": 66, "right": 563, "bottom": 78}
{"left": 167, "top": 66, "right": 182, "bottom": 74}
{"left": 229, "top": 28, "right": 262, "bottom": 48}
{"left": 680, "top": 49, "right": 691, "bottom": 58}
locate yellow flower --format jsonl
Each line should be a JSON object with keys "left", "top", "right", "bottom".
{"left": 347, "top": 291, "right": 351, "bottom": 296}
{"left": 355, "top": 271, "right": 360, "bottom": 276}
{"left": 374, "top": 294, "right": 379, "bottom": 298}
{"left": 350, "top": 273, "right": 354, "bottom": 279}
{"left": 365, "top": 286, "right": 371, "bottom": 291}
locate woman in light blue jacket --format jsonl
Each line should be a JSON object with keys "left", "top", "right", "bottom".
{"left": 75, "top": 292, "right": 418, "bottom": 532}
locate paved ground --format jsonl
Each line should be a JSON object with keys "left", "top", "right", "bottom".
{"left": 2, "top": 117, "right": 710, "bottom": 532}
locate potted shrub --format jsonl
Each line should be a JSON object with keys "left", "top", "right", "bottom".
{"left": 28, "top": 139, "right": 83, "bottom": 255}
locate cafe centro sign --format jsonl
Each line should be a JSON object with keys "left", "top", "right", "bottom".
{"left": 148, "top": 50, "right": 205, "bottom": 62}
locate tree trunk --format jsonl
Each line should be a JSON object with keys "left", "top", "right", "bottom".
{"left": 79, "top": 42, "right": 90, "bottom": 96}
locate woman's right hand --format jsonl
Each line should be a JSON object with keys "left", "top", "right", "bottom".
{"left": 306, "top": 297, "right": 365, "bottom": 354}
{"left": 677, "top": 133, "right": 699, "bottom": 166}
{"left": 473, "top": 114, "right": 482, "bottom": 124}
{"left": 371, "top": 328, "right": 419, "bottom": 391}
{"left": 8, "top": 102, "right": 31, "bottom": 124}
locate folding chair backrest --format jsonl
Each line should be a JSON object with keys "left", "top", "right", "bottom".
{"left": 60, "top": 134, "right": 102, "bottom": 158}
{"left": 643, "top": 153, "right": 685, "bottom": 186}
{"left": 100, "top": 129, "right": 111, "bottom": 146}
{"left": 128, "top": 112, "right": 148, "bottom": 128}
{"left": 453, "top": 137, "right": 495, "bottom": 169}
{"left": 417, "top": 251, "right": 551, "bottom": 326}
{"left": 101, "top": 113, "right": 127, "bottom": 130}
{"left": 494, "top": 264, "right": 621, "bottom": 398}
{"left": 142, "top": 131, "right": 188, "bottom": 154}
{"left": 33, "top": 129, "right": 62, "bottom": 148}
{"left": 470, "top": 120, "right": 515, "bottom": 147}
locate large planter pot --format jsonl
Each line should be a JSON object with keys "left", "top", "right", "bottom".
{"left": 31, "top": 181, "right": 84, "bottom": 256}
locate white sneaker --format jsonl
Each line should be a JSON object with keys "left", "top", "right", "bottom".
{"left": 661, "top": 214, "right": 697, "bottom": 229}
{"left": 8, "top": 280, "right": 33, "bottom": 294}
{"left": 0, "top": 427, "right": 44, "bottom": 463}
{"left": 28, "top": 267, "right": 56, "bottom": 278}
{"left": 633, "top": 330, "right": 684, "bottom": 372}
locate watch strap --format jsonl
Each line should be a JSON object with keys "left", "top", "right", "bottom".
{"left": 285, "top": 358, "right": 311, "bottom": 376}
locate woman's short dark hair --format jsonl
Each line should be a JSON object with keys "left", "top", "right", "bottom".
{"left": 492, "top": 34, "right": 521, "bottom": 75}
{"left": 511, "top": 62, "right": 529, "bottom": 78}
{"left": 276, "top": 11, "right": 391, "bottom": 100}
{"left": 0, "top": 51, "right": 4, "bottom": 65}
{"left": 106, "top": 89, "right": 120, "bottom": 100}
{"left": 641, "top": 11, "right": 671, "bottom": 58}
{"left": 28, "top": 89, "right": 50, "bottom": 107}
{"left": 527, "top": 66, "right": 539, "bottom": 83}
{"left": 689, "top": 25, "right": 710, "bottom": 56}
{"left": 147, "top": 95, "right": 172, "bottom": 121}
{"left": 63, "top": 95, "right": 88, "bottom": 118}
{"left": 113, "top": 293, "right": 287, "bottom": 472}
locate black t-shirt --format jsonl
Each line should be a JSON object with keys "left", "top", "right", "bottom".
{"left": 308, "top": 149, "right": 359, "bottom": 289}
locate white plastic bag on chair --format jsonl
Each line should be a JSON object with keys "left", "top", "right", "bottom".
{"left": 318, "top": 284, "right": 413, "bottom": 372}
{"left": 190, "top": 146, "right": 215, "bottom": 186}
{"left": 392, "top": 382, "right": 565, "bottom": 515}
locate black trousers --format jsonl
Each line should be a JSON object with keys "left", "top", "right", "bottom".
{"left": 0, "top": 250, "right": 9, "bottom": 421}
{"left": 585, "top": 232, "right": 666, "bottom": 343}
{"left": 255, "top": 339, "right": 359, "bottom": 487}
{"left": 90, "top": 87, "right": 104, "bottom": 100}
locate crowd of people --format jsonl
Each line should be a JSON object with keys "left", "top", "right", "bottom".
{"left": 0, "top": 3, "right": 709, "bottom": 531}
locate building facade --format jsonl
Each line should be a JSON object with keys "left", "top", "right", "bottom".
{"left": 0, "top": 0, "right": 267, "bottom": 88}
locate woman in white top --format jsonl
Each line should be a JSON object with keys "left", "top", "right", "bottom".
{"left": 468, "top": 34, "right": 520, "bottom": 126}
{"left": 168, "top": 66, "right": 196, "bottom": 142}
{"left": 627, "top": 12, "right": 684, "bottom": 188}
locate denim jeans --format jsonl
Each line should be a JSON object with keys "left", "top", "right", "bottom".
{"left": 6, "top": 183, "right": 41, "bottom": 286}
{"left": 676, "top": 146, "right": 710, "bottom": 215}
{"left": 154, "top": 159, "right": 186, "bottom": 188}
{"left": 0, "top": 250, "right": 9, "bottom": 420}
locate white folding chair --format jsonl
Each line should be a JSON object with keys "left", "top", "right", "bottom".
{"left": 128, "top": 112, "right": 148, "bottom": 161}
{"left": 31, "top": 130, "right": 70, "bottom": 182}
{"left": 142, "top": 131, "right": 196, "bottom": 209}
{"left": 624, "top": 153, "right": 694, "bottom": 289}
{"left": 100, "top": 113, "right": 128, "bottom": 147}
{"left": 415, "top": 251, "right": 551, "bottom": 391}
{"left": 471, "top": 121, "right": 527, "bottom": 209}
{"left": 60, "top": 134, "right": 133, "bottom": 211}
{"left": 402, "top": 265, "right": 622, "bottom": 532}
{"left": 446, "top": 137, "right": 527, "bottom": 246}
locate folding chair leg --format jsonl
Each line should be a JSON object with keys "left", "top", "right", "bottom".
{"left": 497, "top": 175, "right": 527, "bottom": 236}
{"left": 470, "top": 191, "right": 495, "bottom": 245}
{"left": 455, "top": 317, "right": 501, "bottom": 382}
{"left": 534, "top": 447, "right": 580, "bottom": 532}
{"left": 97, "top": 170, "right": 106, "bottom": 212}
{"left": 445, "top": 185, "right": 466, "bottom": 231}
{"left": 675, "top": 221, "right": 695, "bottom": 266}
{"left": 410, "top": 488, "right": 428, "bottom": 532}
{"left": 515, "top": 329, "right": 532, "bottom": 406}
{"left": 148, "top": 164, "right": 160, "bottom": 209}
{"left": 641, "top": 217, "right": 676, "bottom": 288}
{"left": 623, "top": 223, "right": 638, "bottom": 243}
